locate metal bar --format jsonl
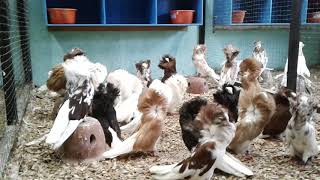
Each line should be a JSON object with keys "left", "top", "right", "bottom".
{"left": 198, "top": 0, "right": 206, "bottom": 44}
{"left": 0, "top": 0, "right": 18, "bottom": 125}
{"left": 287, "top": 0, "right": 302, "bottom": 92}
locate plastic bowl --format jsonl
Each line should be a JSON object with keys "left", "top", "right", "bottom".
{"left": 170, "top": 10, "right": 195, "bottom": 24}
{"left": 232, "top": 10, "right": 246, "bottom": 23}
{"left": 48, "top": 8, "right": 77, "bottom": 24}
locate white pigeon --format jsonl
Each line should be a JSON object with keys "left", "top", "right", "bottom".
{"left": 107, "top": 69, "right": 143, "bottom": 124}
{"left": 192, "top": 44, "right": 220, "bottom": 83}
{"left": 279, "top": 41, "right": 311, "bottom": 89}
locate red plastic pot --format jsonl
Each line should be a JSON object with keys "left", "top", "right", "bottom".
{"left": 171, "top": 10, "right": 195, "bottom": 24}
{"left": 232, "top": 10, "right": 246, "bottom": 23}
{"left": 48, "top": 8, "right": 77, "bottom": 24}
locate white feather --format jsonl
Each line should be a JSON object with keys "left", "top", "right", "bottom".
{"left": 281, "top": 41, "right": 311, "bottom": 87}
{"left": 102, "top": 133, "right": 138, "bottom": 159}
{"left": 52, "top": 119, "right": 83, "bottom": 149}
{"left": 90, "top": 63, "right": 108, "bottom": 89}
{"left": 216, "top": 152, "right": 253, "bottom": 177}
{"left": 46, "top": 99, "right": 71, "bottom": 145}
{"left": 107, "top": 69, "right": 143, "bottom": 123}
{"left": 115, "top": 94, "right": 140, "bottom": 123}
{"left": 149, "top": 164, "right": 179, "bottom": 175}
{"left": 108, "top": 127, "right": 122, "bottom": 148}
{"left": 107, "top": 69, "right": 143, "bottom": 103}
{"left": 120, "top": 111, "right": 142, "bottom": 135}
{"left": 164, "top": 75, "right": 188, "bottom": 113}
{"left": 149, "top": 79, "right": 173, "bottom": 108}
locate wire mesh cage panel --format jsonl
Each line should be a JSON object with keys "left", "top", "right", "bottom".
{"left": 300, "top": 0, "right": 320, "bottom": 91}
{"left": 0, "top": 73, "right": 5, "bottom": 140}
{"left": 213, "top": 0, "right": 310, "bottom": 25}
{"left": 0, "top": 0, "right": 32, "bottom": 140}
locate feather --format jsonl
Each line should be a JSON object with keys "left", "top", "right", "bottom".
{"left": 213, "top": 84, "right": 240, "bottom": 123}
{"left": 107, "top": 69, "right": 143, "bottom": 123}
{"left": 136, "top": 59, "right": 152, "bottom": 87}
{"left": 229, "top": 58, "right": 276, "bottom": 154}
{"left": 149, "top": 79, "right": 173, "bottom": 108}
{"left": 120, "top": 111, "right": 143, "bottom": 135}
{"left": 220, "top": 44, "right": 240, "bottom": 86}
{"left": 46, "top": 64, "right": 66, "bottom": 93}
{"left": 178, "top": 97, "right": 253, "bottom": 177}
{"left": 46, "top": 53, "right": 97, "bottom": 149}
{"left": 158, "top": 55, "right": 177, "bottom": 82}
{"left": 115, "top": 94, "right": 140, "bottom": 123}
{"left": 150, "top": 104, "right": 236, "bottom": 179}
{"left": 46, "top": 99, "right": 71, "bottom": 145}
{"left": 90, "top": 83, "right": 121, "bottom": 147}
{"left": 108, "top": 127, "right": 122, "bottom": 148}
{"left": 52, "top": 119, "right": 83, "bottom": 149}
{"left": 103, "top": 89, "right": 168, "bottom": 159}
{"left": 164, "top": 74, "right": 188, "bottom": 113}
{"left": 102, "top": 133, "right": 137, "bottom": 159}
{"left": 217, "top": 152, "right": 253, "bottom": 177}
{"left": 281, "top": 42, "right": 311, "bottom": 94}
{"left": 63, "top": 48, "right": 85, "bottom": 61}
{"left": 285, "top": 94, "right": 319, "bottom": 163}
{"left": 179, "top": 97, "right": 208, "bottom": 151}
{"left": 192, "top": 44, "right": 220, "bottom": 83}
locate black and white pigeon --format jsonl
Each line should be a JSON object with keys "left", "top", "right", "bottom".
{"left": 45, "top": 53, "right": 106, "bottom": 150}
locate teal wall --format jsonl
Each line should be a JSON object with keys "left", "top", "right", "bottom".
{"left": 29, "top": 0, "right": 320, "bottom": 85}
{"left": 29, "top": 0, "right": 199, "bottom": 85}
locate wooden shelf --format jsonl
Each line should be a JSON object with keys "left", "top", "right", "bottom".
{"left": 44, "top": 0, "right": 203, "bottom": 31}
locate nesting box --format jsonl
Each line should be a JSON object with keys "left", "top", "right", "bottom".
{"left": 60, "top": 117, "right": 106, "bottom": 162}
{"left": 187, "top": 76, "right": 209, "bottom": 94}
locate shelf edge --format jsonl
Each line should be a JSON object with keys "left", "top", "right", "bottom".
{"left": 47, "top": 26, "right": 189, "bottom": 31}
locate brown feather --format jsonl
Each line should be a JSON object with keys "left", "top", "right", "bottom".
{"left": 133, "top": 89, "right": 168, "bottom": 152}
{"left": 263, "top": 88, "right": 291, "bottom": 136}
{"left": 177, "top": 142, "right": 216, "bottom": 176}
{"left": 228, "top": 58, "right": 276, "bottom": 154}
{"left": 46, "top": 64, "right": 66, "bottom": 92}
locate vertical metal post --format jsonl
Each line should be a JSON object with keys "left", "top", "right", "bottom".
{"left": 287, "top": 0, "right": 302, "bottom": 91}
{"left": 17, "top": 0, "right": 32, "bottom": 83}
{"left": 198, "top": 0, "right": 206, "bottom": 44}
{"left": 0, "top": 0, "right": 18, "bottom": 125}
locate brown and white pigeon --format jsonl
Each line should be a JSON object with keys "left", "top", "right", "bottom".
{"left": 150, "top": 103, "right": 252, "bottom": 179}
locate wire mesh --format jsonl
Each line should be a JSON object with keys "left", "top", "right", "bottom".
{"left": 301, "top": 0, "right": 320, "bottom": 68}
{"left": 211, "top": 0, "right": 320, "bottom": 71}
{"left": 0, "top": 0, "right": 32, "bottom": 140}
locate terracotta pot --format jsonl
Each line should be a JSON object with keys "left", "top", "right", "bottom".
{"left": 48, "top": 8, "right": 77, "bottom": 24}
{"left": 60, "top": 117, "right": 107, "bottom": 162}
{"left": 308, "top": 11, "right": 320, "bottom": 23}
{"left": 232, "top": 10, "right": 246, "bottom": 23}
{"left": 171, "top": 10, "right": 195, "bottom": 24}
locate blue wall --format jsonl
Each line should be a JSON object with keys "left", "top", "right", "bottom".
{"left": 29, "top": 0, "right": 320, "bottom": 85}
